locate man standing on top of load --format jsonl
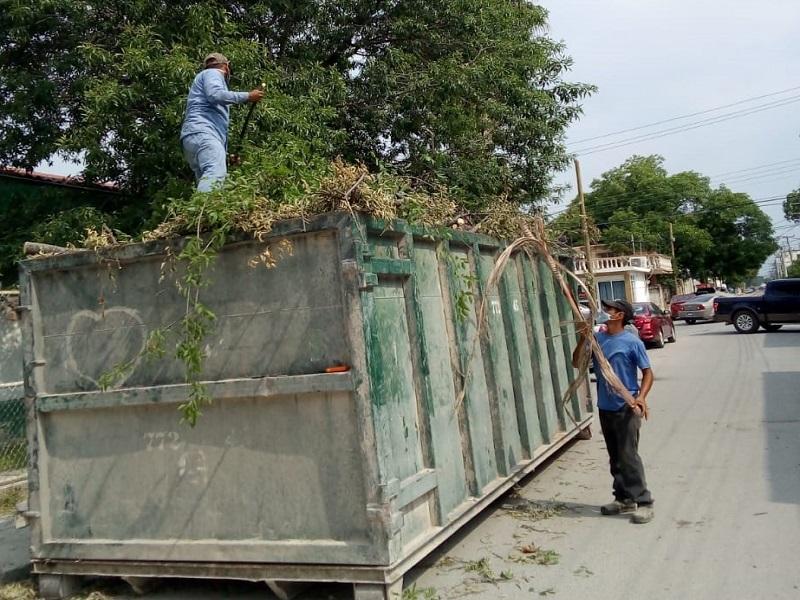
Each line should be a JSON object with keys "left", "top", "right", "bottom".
{"left": 180, "top": 53, "right": 265, "bottom": 192}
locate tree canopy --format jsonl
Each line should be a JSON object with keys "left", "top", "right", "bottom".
{"left": 552, "top": 155, "right": 778, "bottom": 284}
{"left": 1, "top": 0, "right": 592, "bottom": 211}
{"left": 785, "top": 188, "right": 800, "bottom": 223}
{"left": 788, "top": 258, "right": 800, "bottom": 278}
{"left": 0, "top": 177, "right": 140, "bottom": 285}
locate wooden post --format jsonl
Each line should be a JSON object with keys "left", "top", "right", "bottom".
{"left": 669, "top": 222, "right": 679, "bottom": 292}
{"left": 574, "top": 159, "right": 594, "bottom": 301}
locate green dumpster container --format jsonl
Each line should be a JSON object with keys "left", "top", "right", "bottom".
{"left": 19, "top": 213, "right": 591, "bottom": 599}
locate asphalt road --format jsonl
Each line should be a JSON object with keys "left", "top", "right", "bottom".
{"left": 8, "top": 321, "right": 799, "bottom": 599}
{"left": 404, "top": 320, "right": 800, "bottom": 600}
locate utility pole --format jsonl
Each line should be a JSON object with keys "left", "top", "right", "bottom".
{"left": 669, "top": 222, "right": 679, "bottom": 293}
{"left": 575, "top": 159, "right": 595, "bottom": 300}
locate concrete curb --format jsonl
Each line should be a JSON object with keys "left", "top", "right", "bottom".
{"left": 0, "top": 517, "right": 30, "bottom": 583}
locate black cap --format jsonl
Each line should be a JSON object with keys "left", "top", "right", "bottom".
{"left": 602, "top": 298, "right": 634, "bottom": 324}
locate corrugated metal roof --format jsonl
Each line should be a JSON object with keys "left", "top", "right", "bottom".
{"left": 0, "top": 166, "right": 120, "bottom": 193}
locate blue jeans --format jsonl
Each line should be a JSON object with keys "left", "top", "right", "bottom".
{"left": 182, "top": 133, "right": 227, "bottom": 192}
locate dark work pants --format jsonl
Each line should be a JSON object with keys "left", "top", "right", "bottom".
{"left": 599, "top": 408, "right": 653, "bottom": 505}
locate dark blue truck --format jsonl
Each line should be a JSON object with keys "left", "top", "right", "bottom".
{"left": 713, "top": 278, "right": 800, "bottom": 333}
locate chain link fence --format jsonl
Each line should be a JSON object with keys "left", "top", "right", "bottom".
{"left": 0, "top": 385, "right": 26, "bottom": 474}
{"left": 1, "top": 293, "right": 26, "bottom": 476}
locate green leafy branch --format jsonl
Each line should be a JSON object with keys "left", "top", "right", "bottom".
{"left": 449, "top": 255, "right": 478, "bottom": 322}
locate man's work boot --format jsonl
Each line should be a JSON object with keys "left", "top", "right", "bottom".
{"left": 631, "top": 504, "right": 654, "bottom": 524}
{"left": 600, "top": 499, "right": 637, "bottom": 515}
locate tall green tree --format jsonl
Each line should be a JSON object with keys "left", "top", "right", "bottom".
{"left": 0, "top": 178, "right": 136, "bottom": 285}
{"left": 694, "top": 188, "right": 777, "bottom": 282}
{"left": 553, "top": 155, "right": 778, "bottom": 283}
{"left": 785, "top": 188, "right": 800, "bottom": 222}
{"left": 0, "top": 0, "right": 592, "bottom": 210}
{"left": 788, "top": 258, "right": 800, "bottom": 278}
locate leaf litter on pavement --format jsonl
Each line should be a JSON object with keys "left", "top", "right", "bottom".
{"left": 500, "top": 496, "right": 568, "bottom": 522}
{"left": 431, "top": 488, "right": 571, "bottom": 597}
{"left": 508, "top": 543, "right": 560, "bottom": 566}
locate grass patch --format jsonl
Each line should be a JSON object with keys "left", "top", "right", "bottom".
{"left": 0, "top": 485, "right": 25, "bottom": 518}
{"left": 0, "top": 442, "right": 26, "bottom": 472}
{"left": 0, "top": 582, "right": 36, "bottom": 600}
{"left": 0, "top": 577, "right": 117, "bottom": 600}
{"left": 402, "top": 584, "right": 440, "bottom": 600}
{"left": 74, "top": 592, "right": 114, "bottom": 600}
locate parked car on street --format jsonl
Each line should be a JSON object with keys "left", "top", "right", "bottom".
{"left": 669, "top": 293, "right": 696, "bottom": 320}
{"left": 713, "top": 278, "right": 800, "bottom": 333}
{"left": 678, "top": 293, "right": 718, "bottom": 324}
{"left": 695, "top": 284, "right": 716, "bottom": 294}
{"left": 632, "top": 302, "right": 677, "bottom": 348}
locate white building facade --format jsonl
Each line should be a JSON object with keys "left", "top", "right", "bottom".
{"left": 573, "top": 246, "right": 677, "bottom": 309}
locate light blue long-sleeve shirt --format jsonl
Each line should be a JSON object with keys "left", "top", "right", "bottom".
{"left": 180, "top": 69, "right": 249, "bottom": 148}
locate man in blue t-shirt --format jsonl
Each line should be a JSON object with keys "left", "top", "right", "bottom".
{"left": 180, "top": 53, "right": 265, "bottom": 192}
{"left": 573, "top": 299, "right": 655, "bottom": 524}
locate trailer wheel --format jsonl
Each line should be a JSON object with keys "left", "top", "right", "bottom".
{"left": 38, "top": 575, "right": 83, "bottom": 600}
{"left": 732, "top": 310, "right": 759, "bottom": 333}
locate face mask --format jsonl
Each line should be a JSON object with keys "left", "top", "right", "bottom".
{"left": 596, "top": 310, "right": 611, "bottom": 324}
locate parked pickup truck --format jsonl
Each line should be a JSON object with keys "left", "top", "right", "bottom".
{"left": 713, "top": 278, "right": 800, "bottom": 333}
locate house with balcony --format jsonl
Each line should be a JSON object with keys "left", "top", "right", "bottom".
{"left": 572, "top": 245, "right": 679, "bottom": 309}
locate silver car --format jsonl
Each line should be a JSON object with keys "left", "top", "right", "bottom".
{"left": 677, "top": 293, "right": 717, "bottom": 324}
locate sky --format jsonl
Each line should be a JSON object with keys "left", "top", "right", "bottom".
{"left": 540, "top": 0, "right": 800, "bottom": 258}
{"left": 39, "top": 1, "right": 800, "bottom": 257}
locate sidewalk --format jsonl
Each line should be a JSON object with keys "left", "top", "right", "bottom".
{"left": 0, "top": 518, "right": 29, "bottom": 584}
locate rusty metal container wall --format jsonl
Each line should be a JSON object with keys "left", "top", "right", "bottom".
{"left": 20, "top": 213, "right": 591, "bottom": 593}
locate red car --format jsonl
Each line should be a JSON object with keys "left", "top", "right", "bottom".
{"left": 632, "top": 302, "right": 677, "bottom": 348}
{"left": 669, "top": 293, "right": 695, "bottom": 320}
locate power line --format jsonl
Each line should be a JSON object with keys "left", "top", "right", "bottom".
{"left": 546, "top": 192, "right": 786, "bottom": 220}
{"left": 774, "top": 222, "right": 800, "bottom": 232}
{"left": 717, "top": 166, "right": 800, "bottom": 185}
{"left": 550, "top": 198, "right": 787, "bottom": 234}
{"left": 709, "top": 157, "right": 800, "bottom": 178}
{"left": 715, "top": 167, "right": 800, "bottom": 184}
{"left": 568, "top": 84, "right": 800, "bottom": 145}
{"left": 545, "top": 157, "right": 800, "bottom": 221}
{"left": 572, "top": 95, "right": 800, "bottom": 155}
{"left": 558, "top": 184, "right": 787, "bottom": 216}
